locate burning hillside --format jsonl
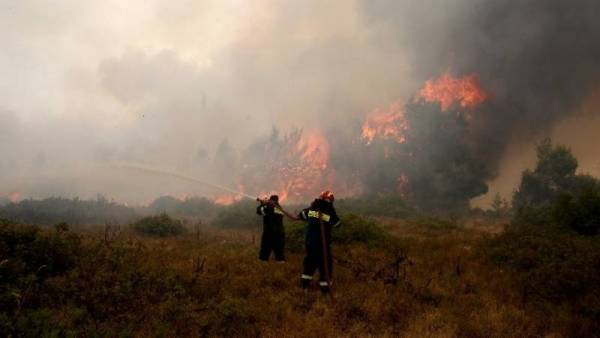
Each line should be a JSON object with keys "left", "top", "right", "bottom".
{"left": 356, "top": 72, "right": 491, "bottom": 209}
{"left": 213, "top": 129, "right": 334, "bottom": 204}
{"left": 212, "top": 71, "right": 491, "bottom": 210}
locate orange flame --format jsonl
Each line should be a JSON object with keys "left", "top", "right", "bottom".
{"left": 296, "top": 131, "right": 330, "bottom": 169}
{"left": 361, "top": 102, "right": 409, "bottom": 145}
{"left": 278, "top": 130, "right": 333, "bottom": 201}
{"left": 8, "top": 192, "right": 22, "bottom": 203}
{"left": 234, "top": 129, "right": 334, "bottom": 203}
{"left": 214, "top": 194, "right": 243, "bottom": 205}
{"left": 214, "top": 129, "right": 333, "bottom": 204}
{"left": 419, "top": 72, "right": 488, "bottom": 111}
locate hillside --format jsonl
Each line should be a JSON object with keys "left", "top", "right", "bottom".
{"left": 2, "top": 214, "right": 598, "bottom": 337}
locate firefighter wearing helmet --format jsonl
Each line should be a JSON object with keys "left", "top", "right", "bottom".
{"left": 297, "top": 190, "right": 341, "bottom": 293}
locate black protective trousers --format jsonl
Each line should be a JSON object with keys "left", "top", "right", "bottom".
{"left": 302, "top": 226, "right": 332, "bottom": 281}
{"left": 259, "top": 228, "right": 285, "bottom": 261}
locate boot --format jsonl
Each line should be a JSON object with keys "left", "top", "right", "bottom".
{"left": 301, "top": 275, "right": 312, "bottom": 289}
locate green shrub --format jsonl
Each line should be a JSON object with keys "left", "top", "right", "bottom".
{"left": 148, "top": 195, "right": 217, "bottom": 217}
{"left": 285, "top": 213, "right": 392, "bottom": 253}
{"left": 335, "top": 196, "right": 415, "bottom": 218}
{"left": 212, "top": 199, "right": 260, "bottom": 229}
{"left": 284, "top": 221, "right": 305, "bottom": 253}
{"left": 333, "top": 213, "right": 390, "bottom": 247}
{"left": 554, "top": 188, "right": 600, "bottom": 235}
{"left": 488, "top": 230, "right": 600, "bottom": 306}
{"left": 0, "top": 196, "right": 137, "bottom": 225}
{"left": 131, "top": 213, "right": 186, "bottom": 237}
{"left": 0, "top": 219, "right": 80, "bottom": 281}
{"left": 411, "top": 216, "right": 459, "bottom": 231}
{"left": 0, "top": 219, "right": 81, "bottom": 336}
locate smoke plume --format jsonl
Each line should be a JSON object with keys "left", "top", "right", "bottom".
{"left": 1, "top": 1, "right": 599, "bottom": 207}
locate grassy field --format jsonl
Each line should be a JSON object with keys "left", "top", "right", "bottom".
{"left": 1, "top": 214, "right": 598, "bottom": 337}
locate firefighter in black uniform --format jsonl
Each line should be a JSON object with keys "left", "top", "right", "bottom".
{"left": 298, "top": 190, "right": 341, "bottom": 293}
{"left": 256, "top": 195, "right": 286, "bottom": 262}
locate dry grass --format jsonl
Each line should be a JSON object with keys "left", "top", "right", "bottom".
{"left": 3, "top": 219, "right": 595, "bottom": 337}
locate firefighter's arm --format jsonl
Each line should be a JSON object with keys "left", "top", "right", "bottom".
{"left": 271, "top": 201, "right": 300, "bottom": 220}
{"left": 298, "top": 208, "right": 309, "bottom": 221}
{"left": 331, "top": 210, "right": 341, "bottom": 228}
{"left": 257, "top": 203, "right": 272, "bottom": 216}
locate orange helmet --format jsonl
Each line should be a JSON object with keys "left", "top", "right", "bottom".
{"left": 319, "top": 190, "right": 334, "bottom": 203}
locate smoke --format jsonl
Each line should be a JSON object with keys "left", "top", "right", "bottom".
{"left": 361, "top": 0, "right": 600, "bottom": 175}
{"left": 2, "top": 1, "right": 600, "bottom": 206}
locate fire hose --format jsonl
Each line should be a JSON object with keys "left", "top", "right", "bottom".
{"left": 318, "top": 211, "right": 335, "bottom": 300}
{"left": 256, "top": 198, "right": 299, "bottom": 220}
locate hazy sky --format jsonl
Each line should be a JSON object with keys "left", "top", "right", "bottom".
{"left": 1, "top": 0, "right": 599, "bottom": 206}
{"left": 1, "top": 1, "right": 412, "bottom": 202}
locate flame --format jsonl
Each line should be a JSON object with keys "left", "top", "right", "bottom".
{"left": 277, "top": 130, "right": 333, "bottom": 201}
{"left": 214, "top": 194, "right": 243, "bottom": 205}
{"left": 296, "top": 131, "right": 330, "bottom": 168}
{"left": 397, "top": 174, "right": 409, "bottom": 195}
{"left": 7, "top": 192, "right": 22, "bottom": 203}
{"left": 419, "top": 72, "right": 488, "bottom": 111}
{"left": 237, "top": 129, "right": 334, "bottom": 203}
{"left": 214, "top": 183, "right": 246, "bottom": 205}
{"left": 361, "top": 102, "right": 409, "bottom": 145}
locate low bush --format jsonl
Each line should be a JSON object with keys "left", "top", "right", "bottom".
{"left": 335, "top": 196, "right": 415, "bottom": 218}
{"left": 1, "top": 215, "right": 597, "bottom": 337}
{"left": 284, "top": 221, "right": 305, "bottom": 253}
{"left": 285, "top": 213, "right": 393, "bottom": 253}
{"left": 0, "top": 196, "right": 137, "bottom": 225}
{"left": 487, "top": 229, "right": 600, "bottom": 335}
{"left": 411, "top": 216, "right": 459, "bottom": 231}
{"left": 554, "top": 188, "right": 600, "bottom": 235}
{"left": 0, "top": 219, "right": 81, "bottom": 335}
{"left": 148, "top": 195, "right": 217, "bottom": 217}
{"left": 131, "top": 213, "right": 186, "bottom": 237}
{"left": 333, "top": 213, "right": 391, "bottom": 247}
{"left": 212, "top": 199, "right": 260, "bottom": 229}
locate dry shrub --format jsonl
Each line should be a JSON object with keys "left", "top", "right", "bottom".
{"left": 1, "top": 217, "right": 596, "bottom": 337}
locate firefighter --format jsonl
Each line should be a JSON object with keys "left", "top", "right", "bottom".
{"left": 256, "top": 195, "right": 286, "bottom": 262}
{"left": 298, "top": 190, "right": 341, "bottom": 293}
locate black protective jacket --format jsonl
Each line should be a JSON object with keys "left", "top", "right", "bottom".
{"left": 298, "top": 199, "right": 341, "bottom": 282}
{"left": 256, "top": 204, "right": 284, "bottom": 233}
{"left": 256, "top": 203, "right": 285, "bottom": 261}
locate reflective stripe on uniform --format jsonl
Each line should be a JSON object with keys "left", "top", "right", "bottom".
{"left": 301, "top": 274, "right": 313, "bottom": 280}
{"left": 307, "top": 210, "right": 330, "bottom": 222}
{"left": 301, "top": 210, "right": 307, "bottom": 220}
{"left": 273, "top": 208, "right": 284, "bottom": 215}
{"left": 332, "top": 220, "right": 341, "bottom": 227}
{"left": 259, "top": 206, "right": 267, "bottom": 216}
{"left": 319, "top": 281, "right": 329, "bottom": 286}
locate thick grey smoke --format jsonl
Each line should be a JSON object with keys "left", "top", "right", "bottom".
{"left": 2, "top": 1, "right": 600, "bottom": 205}
{"left": 361, "top": 0, "right": 600, "bottom": 176}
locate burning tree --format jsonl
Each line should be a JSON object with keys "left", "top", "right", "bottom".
{"left": 212, "top": 72, "right": 492, "bottom": 210}
{"left": 359, "top": 73, "right": 490, "bottom": 211}
{"left": 238, "top": 127, "right": 334, "bottom": 202}
{"left": 362, "top": 101, "right": 488, "bottom": 210}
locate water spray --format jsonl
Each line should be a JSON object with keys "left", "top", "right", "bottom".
{"left": 110, "top": 163, "right": 256, "bottom": 199}
{"left": 109, "top": 163, "right": 299, "bottom": 219}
